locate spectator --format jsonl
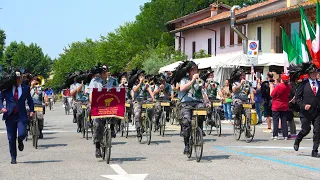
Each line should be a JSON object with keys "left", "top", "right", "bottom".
{"left": 251, "top": 77, "right": 262, "bottom": 124}
{"left": 219, "top": 79, "right": 232, "bottom": 122}
{"left": 270, "top": 74, "right": 291, "bottom": 140}
{"left": 261, "top": 72, "right": 273, "bottom": 133}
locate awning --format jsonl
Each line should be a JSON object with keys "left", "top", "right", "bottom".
{"left": 158, "top": 61, "right": 183, "bottom": 73}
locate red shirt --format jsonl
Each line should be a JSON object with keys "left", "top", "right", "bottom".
{"left": 270, "top": 83, "right": 290, "bottom": 111}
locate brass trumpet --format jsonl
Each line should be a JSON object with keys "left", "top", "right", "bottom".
{"left": 149, "top": 80, "right": 154, "bottom": 86}
{"left": 143, "top": 79, "right": 149, "bottom": 84}
{"left": 196, "top": 78, "right": 204, "bottom": 87}
{"left": 124, "top": 81, "right": 128, "bottom": 86}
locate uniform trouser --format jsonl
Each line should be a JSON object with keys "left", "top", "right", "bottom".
{"left": 287, "top": 110, "right": 296, "bottom": 134}
{"left": 232, "top": 99, "right": 244, "bottom": 125}
{"left": 73, "top": 101, "right": 84, "bottom": 128}
{"left": 175, "top": 101, "right": 182, "bottom": 125}
{"left": 180, "top": 102, "right": 206, "bottom": 144}
{"left": 133, "top": 102, "right": 153, "bottom": 130}
{"left": 5, "top": 114, "right": 27, "bottom": 159}
{"left": 154, "top": 102, "right": 170, "bottom": 126}
{"left": 125, "top": 101, "right": 133, "bottom": 122}
{"left": 296, "top": 115, "right": 320, "bottom": 151}
{"left": 272, "top": 111, "right": 288, "bottom": 138}
{"left": 93, "top": 118, "right": 117, "bottom": 143}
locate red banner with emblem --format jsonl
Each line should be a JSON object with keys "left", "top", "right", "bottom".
{"left": 91, "top": 88, "right": 125, "bottom": 119}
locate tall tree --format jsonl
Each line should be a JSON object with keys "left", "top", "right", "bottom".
{"left": 0, "top": 29, "right": 6, "bottom": 60}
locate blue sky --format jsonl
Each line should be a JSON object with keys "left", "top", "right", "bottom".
{"left": 0, "top": 0, "right": 149, "bottom": 59}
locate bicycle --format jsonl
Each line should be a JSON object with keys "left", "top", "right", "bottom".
{"left": 30, "top": 105, "right": 44, "bottom": 149}
{"left": 187, "top": 108, "right": 205, "bottom": 162}
{"left": 100, "top": 118, "right": 113, "bottom": 164}
{"left": 206, "top": 100, "right": 222, "bottom": 136}
{"left": 156, "top": 100, "right": 170, "bottom": 137}
{"left": 120, "top": 103, "right": 130, "bottom": 138}
{"left": 48, "top": 96, "right": 53, "bottom": 110}
{"left": 64, "top": 97, "right": 72, "bottom": 115}
{"left": 169, "top": 98, "right": 178, "bottom": 125}
{"left": 138, "top": 102, "right": 153, "bottom": 145}
{"left": 81, "top": 102, "right": 92, "bottom": 140}
{"left": 233, "top": 103, "right": 256, "bottom": 143}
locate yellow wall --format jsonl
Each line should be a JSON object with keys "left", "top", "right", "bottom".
{"left": 247, "top": 19, "right": 276, "bottom": 54}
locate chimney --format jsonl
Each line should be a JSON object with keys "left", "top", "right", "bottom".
{"left": 210, "top": 3, "right": 219, "bottom": 17}
{"left": 287, "top": 0, "right": 306, "bottom": 7}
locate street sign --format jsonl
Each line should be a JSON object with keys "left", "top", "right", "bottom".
{"left": 247, "top": 40, "right": 259, "bottom": 65}
{"left": 247, "top": 40, "right": 259, "bottom": 58}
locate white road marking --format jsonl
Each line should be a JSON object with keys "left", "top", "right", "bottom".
{"left": 224, "top": 146, "right": 312, "bottom": 150}
{"left": 101, "top": 164, "right": 148, "bottom": 180}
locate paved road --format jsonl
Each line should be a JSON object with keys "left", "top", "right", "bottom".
{"left": 0, "top": 104, "right": 319, "bottom": 180}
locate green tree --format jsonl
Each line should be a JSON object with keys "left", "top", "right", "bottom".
{"left": 0, "top": 29, "right": 6, "bottom": 60}
{"left": 194, "top": 49, "right": 211, "bottom": 59}
{"left": 2, "top": 41, "right": 52, "bottom": 78}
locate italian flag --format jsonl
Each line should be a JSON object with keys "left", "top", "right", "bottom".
{"left": 282, "top": 28, "right": 299, "bottom": 73}
{"left": 300, "top": 6, "right": 316, "bottom": 60}
{"left": 294, "top": 30, "right": 311, "bottom": 64}
{"left": 312, "top": 1, "right": 320, "bottom": 68}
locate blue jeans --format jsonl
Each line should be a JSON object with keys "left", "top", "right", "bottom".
{"left": 255, "top": 102, "right": 262, "bottom": 123}
{"left": 223, "top": 103, "right": 232, "bottom": 120}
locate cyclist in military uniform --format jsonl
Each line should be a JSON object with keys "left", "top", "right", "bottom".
{"left": 129, "top": 70, "right": 155, "bottom": 138}
{"left": 88, "top": 64, "right": 119, "bottom": 158}
{"left": 70, "top": 73, "right": 86, "bottom": 133}
{"left": 230, "top": 68, "right": 252, "bottom": 128}
{"left": 30, "top": 76, "right": 45, "bottom": 139}
{"left": 153, "top": 74, "right": 174, "bottom": 130}
{"left": 174, "top": 61, "right": 210, "bottom": 154}
{"left": 204, "top": 70, "right": 220, "bottom": 100}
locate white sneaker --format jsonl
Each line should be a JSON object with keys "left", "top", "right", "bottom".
{"left": 284, "top": 137, "right": 288, "bottom": 140}
{"left": 63, "top": 104, "right": 65, "bottom": 108}
{"left": 271, "top": 136, "right": 278, "bottom": 140}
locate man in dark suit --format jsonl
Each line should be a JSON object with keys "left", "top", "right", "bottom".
{"left": 0, "top": 70, "right": 34, "bottom": 164}
{"left": 293, "top": 63, "right": 320, "bottom": 157}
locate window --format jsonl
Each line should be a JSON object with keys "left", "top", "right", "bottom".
{"left": 220, "top": 27, "right": 225, "bottom": 47}
{"left": 290, "top": 22, "right": 300, "bottom": 42}
{"left": 192, "top": 41, "right": 196, "bottom": 59}
{"left": 208, "top": 38, "right": 212, "bottom": 56}
{"left": 237, "top": 26, "right": 243, "bottom": 44}
{"left": 257, "top": 27, "right": 262, "bottom": 51}
{"left": 230, "top": 28, "right": 234, "bottom": 46}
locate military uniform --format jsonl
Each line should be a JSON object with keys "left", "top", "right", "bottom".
{"left": 154, "top": 83, "right": 173, "bottom": 128}
{"left": 30, "top": 86, "right": 44, "bottom": 133}
{"left": 70, "top": 82, "right": 87, "bottom": 130}
{"left": 232, "top": 81, "right": 251, "bottom": 123}
{"left": 205, "top": 80, "right": 220, "bottom": 124}
{"left": 133, "top": 83, "right": 152, "bottom": 130}
{"left": 88, "top": 76, "right": 119, "bottom": 143}
{"left": 180, "top": 77, "right": 207, "bottom": 145}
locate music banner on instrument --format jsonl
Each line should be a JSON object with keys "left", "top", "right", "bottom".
{"left": 91, "top": 88, "right": 125, "bottom": 119}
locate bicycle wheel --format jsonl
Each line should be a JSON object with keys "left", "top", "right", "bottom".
{"left": 85, "top": 111, "right": 89, "bottom": 140}
{"left": 159, "top": 112, "right": 163, "bottom": 135}
{"left": 101, "top": 128, "right": 107, "bottom": 160}
{"left": 170, "top": 109, "right": 175, "bottom": 125}
{"left": 215, "top": 113, "right": 221, "bottom": 137}
{"left": 49, "top": 101, "right": 52, "bottom": 110}
{"left": 245, "top": 115, "right": 256, "bottom": 143}
{"left": 205, "top": 118, "right": 213, "bottom": 135}
{"left": 65, "top": 106, "right": 68, "bottom": 115}
{"left": 82, "top": 111, "right": 86, "bottom": 139}
{"left": 121, "top": 120, "right": 125, "bottom": 137}
{"left": 194, "top": 127, "right": 203, "bottom": 162}
{"left": 233, "top": 116, "right": 242, "bottom": 141}
{"left": 106, "top": 128, "right": 112, "bottom": 164}
{"left": 146, "top": 118, "right": 152, "bottom": 145}
{"left": 161, "top": 112, "right": 166, "bottom": 137}
{"left": 125, "top": 120, "right": 129, "bottom": 138}
{"left": 187, "top": 136, "right": 193, "bottom": 158}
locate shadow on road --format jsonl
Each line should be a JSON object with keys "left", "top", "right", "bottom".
{"left": 203, "top": 139, "right": 216, "bottom": 142}
{"left": 43, "top": 132, "right": 58, "bottom": 135}
{"left": 149, "top": 140, "right": 171, "bottom": 145}
{"left": 112, "top": 142, "right": 127, "bottom": 145}
{"left": 23, "top": 160, "right": 63, "bottom": 164}
{"left": 188, "top": 155, "right": 230, "bottom": 162}
{"left": 105, "top": 157, "right": 147, "bottom": 163}
{"left": 38, "top": 144, "right": 68, "bottom": 149}
{"left": 41, "top": 137, "right": 57, "bottom": 140}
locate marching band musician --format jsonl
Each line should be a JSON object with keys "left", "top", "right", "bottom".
{"left": 204, "top": 70, "right": 220, "bottom": 100}
{"left": 129, "top": 70, "right": 155, "bottom": 138}
{"left": 289, "top": 62, "right": 320, "bottom": 157}
{"left": 88, "top": 64, "right": 119, "bottom": 158}
{"left": 175, "top": 61, "right": 210, "bottom": 154}
{"left": 153, "top": 74, "right": 174, "bottom": 130}
{"left": 30, "top": 76, "right": 45, "bottom": 139}
{"left": 70, "top": 72, "right": 85, "bottom": 133}
{"left": 230, "top": 68, "right": 253, "bottom": 137}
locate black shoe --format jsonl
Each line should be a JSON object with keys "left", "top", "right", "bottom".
{"left": 183, "top": 145, "right": 190, "bottom": 155}
{"left": 18, "top": 140, "right": 24, "bottom": 151}
{"left": 294, "top": 140, "right": 300, "bottom": 151}
{"left": 137, "top": 128, "right": 142, "bottom": 138}
{"left": 202, "top": 132, "right": 206, "bottom": 137}
{"left": 311, "top": 151, "right": 320, "bottom": 158}
{"left": 95, "top": 148, "right": 102, "bottom": 158}
{"left": 39, "top": 131, "right": 43, "bottom": 139}
{"left": 11, "top": 158, "right": 17, "bottom": 164}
